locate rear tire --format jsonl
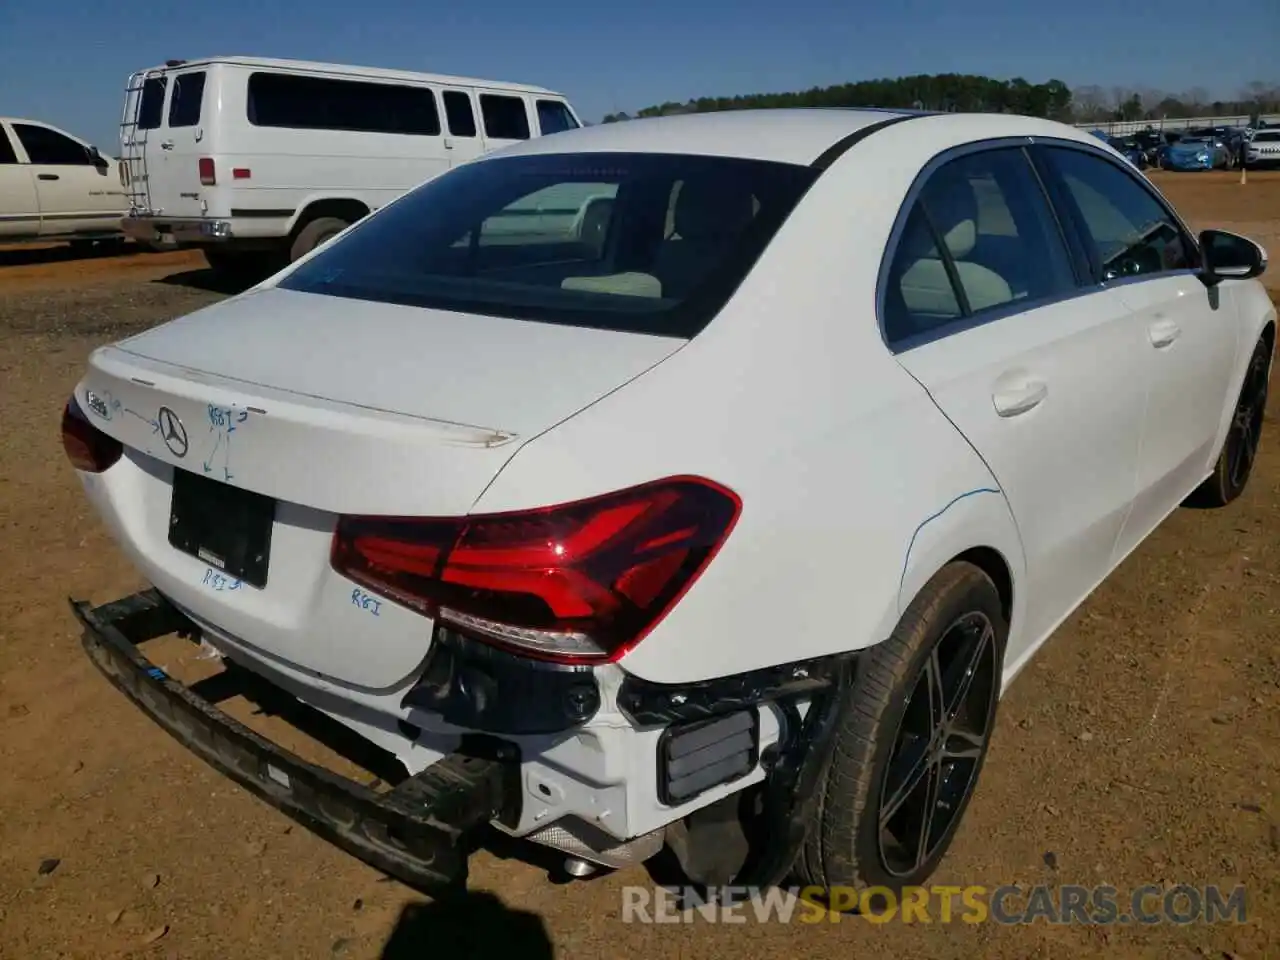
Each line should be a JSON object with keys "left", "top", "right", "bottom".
{"left": 1185, "top": 334, "right": 1272, "bottom": 508}
{"left": 289, "top": 216, "right": 349, "bottom": 263}
{"left": 795, "top": 561, "right": 1006, "bottom": 902}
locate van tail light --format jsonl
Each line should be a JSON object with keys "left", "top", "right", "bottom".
{"left": 198, "top": 157, "right": 216, "bottom": 186}
{"left": 61, "top": 397, "right": 123, "bottom": 473}
{"left": 331, "top": 477, "right": 742, "bottom": 664}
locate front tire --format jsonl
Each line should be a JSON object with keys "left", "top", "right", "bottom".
{"left": 796, "top": 561, "right": 1006, "bottom": 901}
{"left": 1187, "top": 334, "right": 1272, "bottom": 507}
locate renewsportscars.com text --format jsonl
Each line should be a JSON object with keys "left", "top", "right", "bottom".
{"left": 620, "top": 883, "right": 1247, "bottom": 925}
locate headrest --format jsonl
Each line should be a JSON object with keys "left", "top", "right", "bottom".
{"left": 921, "top": 172, "right": 979, "bottom": 259}
{"left": 672, "top": 176, "right": 756, "bottom": 242}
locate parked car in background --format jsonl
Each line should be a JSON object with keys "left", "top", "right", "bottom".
{"left": 1162, "top": 135, "right": 1232, "bottom": 170}
{"left": 65, "top": 108, "right": 1274, "bottom": 900}
{"left": 1245, "top": 129, "right": 1280, "bottom": 168}
{"left": 1106, "top": 135, "right": 1148, "bottom": 169}
{"left": 0, "top": 117, "right": 127, "bottom": 249}
{"left": 1131, "top": 131, "right": 1163, "bottom": 166}
{"left": 118, "top": 57, "right": 583, "bottom": 281}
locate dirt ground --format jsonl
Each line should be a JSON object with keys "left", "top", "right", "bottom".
{"left": 1, "top": 171, "right": 1278, "bottom": 959}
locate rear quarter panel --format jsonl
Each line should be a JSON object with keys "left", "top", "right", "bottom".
{"left": 472, "top": 118, "right": 1034, "bottom": 684}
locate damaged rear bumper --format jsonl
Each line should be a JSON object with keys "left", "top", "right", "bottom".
{"left": 70, "top": 589, "right": 510, "bottom": 892}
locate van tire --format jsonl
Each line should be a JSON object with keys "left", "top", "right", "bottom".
{"left": 290, "top": 217, "right": 349, "bottom": 262}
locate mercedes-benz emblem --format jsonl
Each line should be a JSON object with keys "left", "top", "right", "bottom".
{"left": 158, "top": 406, "right": 189, "bottom": 458}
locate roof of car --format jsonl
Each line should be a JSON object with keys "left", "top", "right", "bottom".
{"left": 136, "top": 56, "right": 562, "bottom": 96}
{"left": 491, "top": 107, "right": 1103, "bottom": 167}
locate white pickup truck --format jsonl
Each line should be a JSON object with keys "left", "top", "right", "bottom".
{"left": 0, "top": 117, "right": 127, "bottom": 249}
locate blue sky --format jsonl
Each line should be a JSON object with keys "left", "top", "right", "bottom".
{"left": 2, "top": 0, "right": 1276, "bottom": 150}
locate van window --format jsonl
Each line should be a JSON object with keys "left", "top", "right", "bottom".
{"left": 168, "top": 72, "right": 206, "bottom": 128}
{"left": 537, "top": 100, "right": 579, "bottom": 135}
{"left": 278, "top": 151, "right": 819, "bottom": 339}
{"left": 137, "top": 76, "right": 167, "bottom": 131}
{"left": 0, "top": 128, "right": 17, "bottom": 164}
{"left": 443, "top": 91, "right": 477, "bottom": 137}
{"left": 246, "top": 72, "right": 442, "bottom": 136}
{"left": 479, "top": 95, "right": 530, "bottom": 140}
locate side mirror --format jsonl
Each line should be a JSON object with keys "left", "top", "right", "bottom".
{"left": 87, "top": 145, "right": 107, "bottom": 167}
{"left": 1198, "top": 229, "right": 1268, "bottom": 287}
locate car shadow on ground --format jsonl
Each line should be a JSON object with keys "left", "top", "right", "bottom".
{"left": 379, "top": 892, "right": 554, "bottom": 959}
{"left": 0, "top": 239, "right": 141, "bottom": 267}
{"left": 153, "top": 267, "right": 252, "bottom": 296}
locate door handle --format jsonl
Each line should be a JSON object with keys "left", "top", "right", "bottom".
{"left": 992, "top": 376, "right": 1048, "bottom": 417}
{"left": 37, "top": 173, "right": 60, "bottom": 181}
{"left": 160, "top": 140, "right": 174, "bottom": 150}
{"left": 1148, "top": 318, "right": 1181, "bottom": 348}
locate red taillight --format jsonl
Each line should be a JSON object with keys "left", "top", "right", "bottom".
{"left": 331, "top": 477, "right": 741, "bottom": 664}
{"left": 61, "top": 397, "right": 123, "bottom": 473}
{"left": 198, "top": 157, "right": 215, "bottom": 185}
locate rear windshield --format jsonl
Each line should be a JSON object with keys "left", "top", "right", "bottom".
{"left": 277, "top": 151, "right": 819, "bottom": 338}
{"left": 1254, "top": 131, "right": 1280, "bottom": 142}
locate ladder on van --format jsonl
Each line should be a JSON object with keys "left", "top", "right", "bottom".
{"left": 119, "top": 69, "right": 162, "bottom": 217}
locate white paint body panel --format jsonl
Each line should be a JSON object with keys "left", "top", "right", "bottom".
{"left": 72, "top": 109, "right": 1276, "bottom": 849}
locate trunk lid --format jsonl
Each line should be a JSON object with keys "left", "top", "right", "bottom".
{"left": 89, "top": 286, "right": 684, "bottom": 516}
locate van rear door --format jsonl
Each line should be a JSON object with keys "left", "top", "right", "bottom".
{"left": 147, "top": 68, "right": 210, "bottom": 219}
{"left": 120, "top": 71, "right": 170, "bottom": 215}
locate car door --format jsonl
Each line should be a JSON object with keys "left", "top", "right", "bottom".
{"left": 0, "top": 122, "right": 40, "bottom": 239}
{"left": 11, "top": 121, "right": 118, "bottom": 235}
{"left": 884, "top": 143, "right": 1151, "bottom": 664}
{"left": 476, "top": 91, "right": 533, "bottom": 154}
{"left": 1037, "top": 143, "right": 1238, "bottom": 553}
{"left": 439, "top": 89, "right": 486, "bottom": 167}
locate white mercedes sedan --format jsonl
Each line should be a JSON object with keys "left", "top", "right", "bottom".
{"left": 63, "top": 107, "right": 1273, "bottom": 901}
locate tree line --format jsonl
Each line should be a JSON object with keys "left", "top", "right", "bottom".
{"left": 600, "top": 75, "right": 1280, "bottom": 125}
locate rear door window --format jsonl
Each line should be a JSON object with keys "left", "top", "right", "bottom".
{"left": 881, "top": 146, "right": 1076, "bottom": 347}
{"left": 137, "top": 76, "right": 167, "bottom": 130}
{"left": 536, "top": 100, "right": 579, "bottom": 135}
{"left": 168, "top": 72, "right": 207, "bottom": 128}
{"left": 479, "top": 95, "right": 530, "bottom": 140}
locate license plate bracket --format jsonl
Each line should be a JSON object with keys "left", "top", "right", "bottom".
{"left": 168, "top": 468, "right": 275, "bottom": 588}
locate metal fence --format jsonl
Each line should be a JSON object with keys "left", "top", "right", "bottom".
{"left": 1077, "top": 114, "right": 1280, "bottom": 135}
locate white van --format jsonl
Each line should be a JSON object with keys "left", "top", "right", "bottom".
{"left": 117, "top": 57, "right": 583, "bottom": 278}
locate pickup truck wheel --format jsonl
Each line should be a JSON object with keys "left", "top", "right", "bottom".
{"left": 1186, "top": 334, "right": 1271, "bottom": 508}
{"left": 290, "top": 216, "right": 349, "bottom": 262}
{"left": 796, "top": 561, "right": 1006, "bottom": 902}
